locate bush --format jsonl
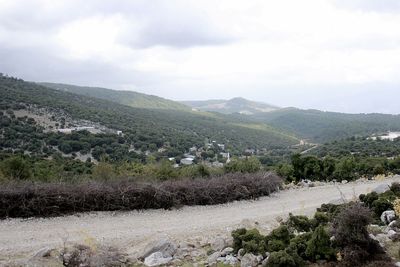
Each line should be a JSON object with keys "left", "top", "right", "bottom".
{"left": 305, "top": 225, "right": 336, "bottom": 261}
{"left": 390, "top": 182, "right": 400, "bottom": 196}
{"left": 286, "top": 213, "right": 312, "bottom": 232}
{"left": 331, "top": 203, "right": 389, "bottom": 266}
{"left": 266, "top": 250, "right": 297, "bottom": 267}
{"left": 232, "top": 228, "right": 267, "bottom": 255}
{"left": 359, "top": 192, "right": 379, "bottom": 207}
{"left": 288, "top": 232, "right": 312, "bottom": 259}
{"left": 0, "top": 171, "right": 282, "bottom": 218}
{"left": 266, "top": 225, "right": 292, "bottom": 252}
{"left": 0, "top": 156, "right": 31, "bottom": 180}
{"left": 372, "top": 197, "right": 394, "bottom": 218}
{"left": 332, "top": 203, "right": 372, "bottom": 248}
{"left": 311, "top": 211, "right": 330, "bottom": 227}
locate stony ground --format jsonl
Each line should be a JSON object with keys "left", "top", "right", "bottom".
{"left": 0, "top": 176, "right": 398, "bottom": 265}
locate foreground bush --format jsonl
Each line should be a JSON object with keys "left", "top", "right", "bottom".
{"left": 0, "top": 171, "right": 282, "bottom": 218}
{"left": 332, "top": 203, "right": 392, "bottom": 267}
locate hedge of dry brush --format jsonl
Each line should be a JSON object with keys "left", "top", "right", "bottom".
{"left": 0, "top": 172, "right": 282, "bottom": 218}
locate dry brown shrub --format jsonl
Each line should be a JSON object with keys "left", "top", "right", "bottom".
{"left": 0, "top": 171, "right": 282, "bottom": 218}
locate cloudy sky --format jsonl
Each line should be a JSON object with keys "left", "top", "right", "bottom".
{"left": 1, "top": 0, "right": 400, "bottom": 114}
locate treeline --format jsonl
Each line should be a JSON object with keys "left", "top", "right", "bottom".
{"left": 277, "top": 154, "right": 400, "bottom": 183}
{"left": 312, "top": 136, "right": 400, "bottom": 158}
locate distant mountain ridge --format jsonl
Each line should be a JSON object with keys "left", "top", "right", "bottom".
{"left": 182, "top": 97, "right": 279, "bottom": 114}
{"left": 40, "top": 82, "right": 190, "bottom": 111}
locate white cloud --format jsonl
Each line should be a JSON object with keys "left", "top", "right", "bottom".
{"left": 1, "top": 0, "right": 400, "bottom": 113}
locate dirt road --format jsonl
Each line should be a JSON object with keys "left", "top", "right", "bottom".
{"left": 0, "top": 177, "right": 398, "bottom": 260}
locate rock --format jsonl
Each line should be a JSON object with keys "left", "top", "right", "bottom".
{"left": 396, "top": 262, "right": 400, "bottom": 267}
{"left": 221, "top": 247, "right": 234, "bottom": 256}
{"left": 381, "top": 210, "right": 396, "bottom": 225}
{"left": 237, "top": 248, "right": 245, "bottom": 259}
{"left": 240, "top": 253, "right": 259, "bottom": 267}
{"left": 144, "top": 252, "right": 172, "bottom": 267}
{"left": 211, "top": 237, "right": 227, "bottom": 251}
{"left": 207, "top": 251, "right": 221, "bottom": 264}
{"left": 140, "top": 237, "right": 177, "bottom": 259}
{"left": 373, "top": 184, "right": 391, "bottom": 194}
{"left": 224, "top": 255, "right": 239, "bottom": 265}
{"left": 376, "top": 233, "right": 390, "bottom": 245}
{"left": 388, "top": 230, "right": 397, "bottom": 237}
{"left": 256, "top": 255, "right": 264, "bottom": 263}
{"left": 261, "top": 256, "right": 269, "bottom": 266}
{"left": 389, "top": 220, "right": 399, "bottom": 229}
{"left": 341, "top": 180, "right": 348, "bottom": 184}
{"left": 32, "top": 247, "right": 56, "bottom": 258}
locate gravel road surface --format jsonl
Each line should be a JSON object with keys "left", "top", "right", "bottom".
{"left": 0, "top": 176, "right": 398, "bottom": 260}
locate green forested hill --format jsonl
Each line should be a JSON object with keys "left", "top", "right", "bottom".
{"left": 0, "top": 76, "right": 298, "bottom": 154}
{"left": 182, "top": 97, "right": 279, "bottom": 114}
{"left": 40, "top": 82, "right": 190, "bottom": 111}
{"left": 250, "top": 108, "right": 400, "bottom": 143}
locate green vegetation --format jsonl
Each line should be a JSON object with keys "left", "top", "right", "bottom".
{"left": 40, "top": 82, "right": 191, "bottom": 111}
{"left": 182, "top": 97, "right": 278, "bottom": 114}
{"left": 250, "top": 108, "right": 400, "bottom": 143}
{"left": 359, "top": 183, "right": 400, "bottom": 219}
{"left": 277, "top": 153, "right": 400, "bottom": 183}
{"left": 311, "top": 136, "right": 400, "bottom": 158}
{"left": 0, "top": 75, "right": 298, "bottom": 157}
{"left": 232, "top": 201, "right": 394, "bottom": 267}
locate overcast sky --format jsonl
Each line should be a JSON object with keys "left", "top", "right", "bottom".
{"left": 1, "top": 0, "right": 400, "bottom": 114}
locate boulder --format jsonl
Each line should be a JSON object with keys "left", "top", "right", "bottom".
{"left": 373, "top": 184, "right": 391, "bottom": 194}
{"left": 207, "top": 251, "right": 221, "bottom": 264}
{"left": 144, "top": 252, "right": 172, "bottom": 267}
{"left": 224, "top": 255, "right": 239, "bottom": 265}
{"left": 221, "top": 247, "right": 234, "bottom": 256}
{"left": 341, "top": 180, "right": 348, "bottom": 184}
{"left": 381, "top": 210, "right": 396, "bottom": 225}
{"left": 240, "top": 253, "right": 259, "bottom": 267}
{"left": 237, "top": 248, "right": 245, "bottom": 259}
{"left": 140, "top": 237, "right": 177, "bottom": 259}
{"left": 32, "top": 247, "right": 56, "bottom": 258}
{"left": 211, "top": 237, "right": 227, "bottom": 251}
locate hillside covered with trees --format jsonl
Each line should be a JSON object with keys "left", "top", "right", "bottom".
{"left": 249, "top": 108, "right": 400, "bottom": 143}
{"left": 40, "top": 82, "right": 191, "bottom": 111}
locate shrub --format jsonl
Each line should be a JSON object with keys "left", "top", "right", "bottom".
{"left": 266, "top": 250, "right": 297, "bottom": 267}
{"left": 372, "top": 198, "right": 394, "bottom": 218}
{"left": 332, "top": 203, "right": 372, "bottom": 248}
{"left": 286, "top": 213, "right": 312, "bottom": 232}
{"left": 331, "top": 203, "right": 389, "bottom": 266}
{"left": 266, "top": 225, "right": 292, "bottom": 252}
{"left": 305, "top": 225, "right": 336, "bottom": 261}
{"left": 0, "top": 171, "right": 282, "bottom": 218}
{"left": 0, "top": 156, "right": 31, "bottom": 180}
{"left": 232, "top": 228, "right": 267, "bottom": 255}
{"left": 317, "top": 203, "right": 344, "bottom": 221}
{"left": 390, "top": 182, "right": 400, "bottom": 196}
{"left": 288, "top": 232, "right": 312, "bottom": 259}
{"left": 359, "top": 192, "right": 379, "bottom": 208}
{"left": 311, "top": 211, "right": 330, "bottom": 227}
